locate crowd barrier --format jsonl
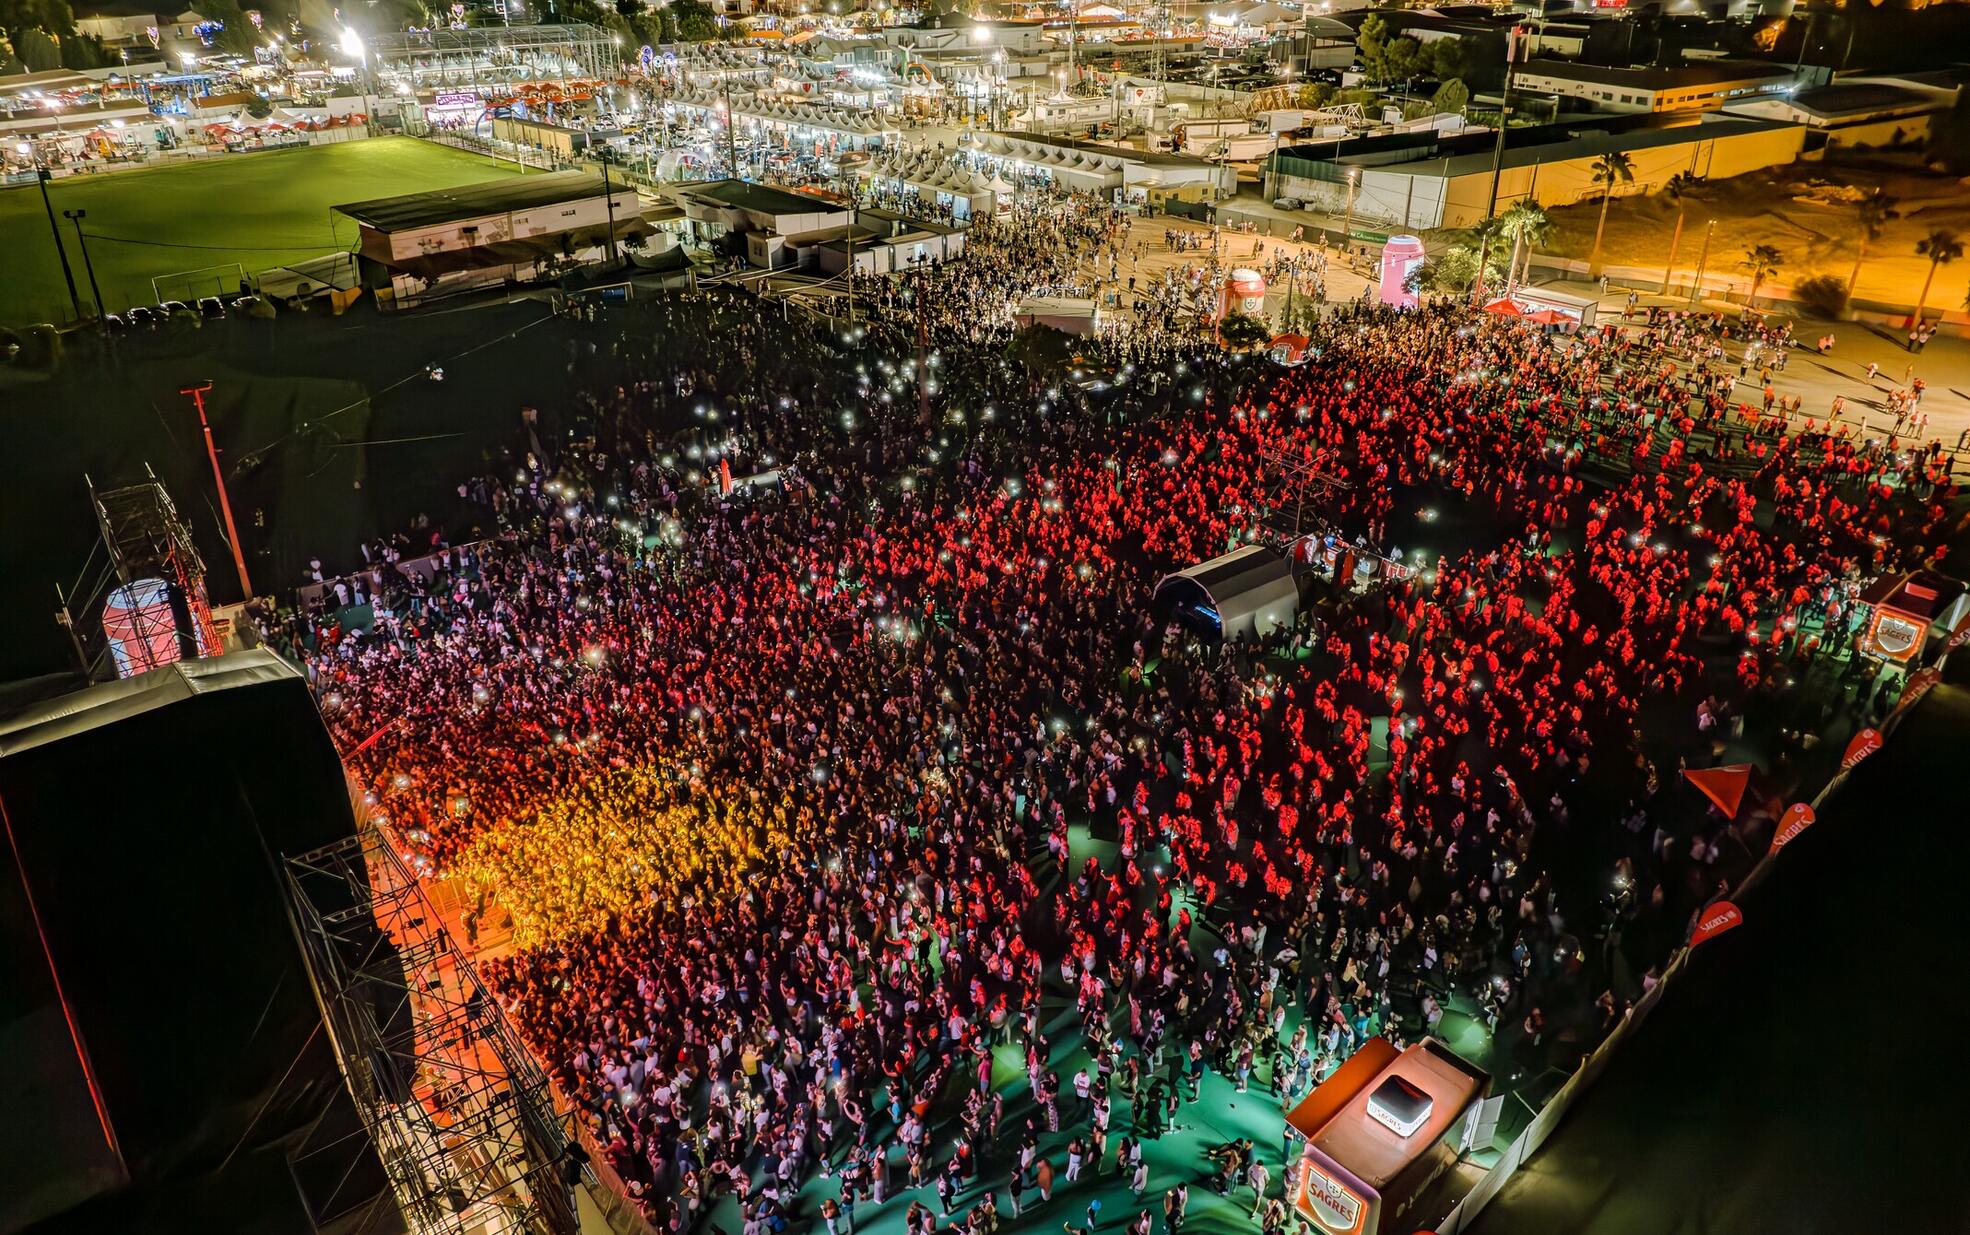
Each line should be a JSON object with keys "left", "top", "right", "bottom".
{"left": 299, "top": 538, "right": 491, "bottom": 614}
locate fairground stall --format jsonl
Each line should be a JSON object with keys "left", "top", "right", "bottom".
{"left": 1853, "top": 569, "right": 1968, "bottom": 665}
{"left": 1284, "top": 1038, "right": 1489, "bottom": 1235}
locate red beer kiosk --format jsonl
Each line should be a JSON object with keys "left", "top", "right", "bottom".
{"left": 1283, "top": 1038, "right": 1489, "bottom": 1235}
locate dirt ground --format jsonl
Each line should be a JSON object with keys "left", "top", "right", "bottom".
{"left": 1537, "top": 152, "right": 1970, "bottom": 314}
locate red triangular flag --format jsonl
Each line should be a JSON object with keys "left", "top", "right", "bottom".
{"left": 1768, "top": 802, "right": 1815, "bottom": 853}
{"left": 1683, "top": 764, "right": 1753, "bottom": 819}
{"left": 1841, "top": 729, "right": 1882, "bottom": 770}
{"left": 1690, "top": 901, "right": 1742, "bottom": 947}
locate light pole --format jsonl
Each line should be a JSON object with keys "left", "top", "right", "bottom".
{"left": 1340, "top": 167, "right": 1360, "bottom": 247}
{"left": 1689, "top": 218, "right": 1716, "bottom": 305}
{"left": 64, "top": 208, "right": 105, "bottom": 320}
{"left": 341, "top": 30, "right": 374, "bottom": 129}
{"left": 1475, "top": 24, "right": 1524, "bottom": 297}
{"left": 19, "top": 141, "right": 84, "bottom": 322}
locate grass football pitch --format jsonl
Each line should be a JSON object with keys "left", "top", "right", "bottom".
{"left": 1, "top": 137, "right": 513, "bottom": 325}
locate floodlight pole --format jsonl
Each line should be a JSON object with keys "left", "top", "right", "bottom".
{"left": 1473, "top": 26, "right": 1522, "bottom": 299}
{"left": 181, "top": 381, "right": 254, "bottom": 600}
{"left": 65, "top": 208, "right": 105, "bottom": 321}
{"left": 31, "top": 161, "right": 84, "bottom": 321}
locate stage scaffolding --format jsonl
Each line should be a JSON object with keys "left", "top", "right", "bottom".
{"left": 56, "top": 468, "right": 223, "bottom": 680}
{"left": 283, "top": 829, "right": 584, "bottom": 1235}
{"left": 369, "top": 24, "right": 618, "bottom": 89}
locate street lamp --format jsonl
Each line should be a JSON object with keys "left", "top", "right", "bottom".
{"left": 17, "top": 140, "right": 84, "bottom": 322}
{"left": 341, "top": 29, "right": 374, "bottom": 128}
{"left": 1340, "top": 167, "right": 1360, "bottom": 248}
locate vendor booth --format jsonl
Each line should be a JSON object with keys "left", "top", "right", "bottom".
{"left": 1014, "top": 296, "right": 1102, "bottom": 336}
{"left": 1511, "top": 285, "right": 1597, "bottom": 330}
{"left": 1153, "top": 544, "right": 1298, "bottom": 642}
{"left": 1284, "top": 1038, "right": 1489, "bottom": 1235}
{"left": 1854, "top": 569, "right": 1968, "bottom": 664}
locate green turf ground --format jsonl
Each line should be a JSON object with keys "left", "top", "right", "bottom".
{"left": 0, "top": 137, "right": 512, "bottom": 325}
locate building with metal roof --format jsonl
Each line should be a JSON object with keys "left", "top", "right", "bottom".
{"left": 1513, "top": 57, "right": 1797, "bottom": 115}
{"left": 333, "top": 170, "right": 653, "bottom": 309}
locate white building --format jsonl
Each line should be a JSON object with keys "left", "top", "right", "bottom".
{"left": 335, "top": 170, "right": 650, "bottom": 309}
{"left": 668, "top": 177, "right": 855, "bottom": 269}
{"left": 1513, "top": 58, "right": 1796, "bottom": 115}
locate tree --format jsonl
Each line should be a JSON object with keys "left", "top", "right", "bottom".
{"left": 1658, "top": 171, "right": 1702, "bottom": 295}
{"left": 1912, "top": 227, "right": 1963, "bottom": 326}
{"left": 1427, "top": 38, "right": 1469, "bottom": 84}
{"left": 1297, "top": 81, "right": 1336, "bottom": 111}
{"left": 14, "top": 25, "right": 58, "bottom": 70}
{"left": 1384, "top": 35, "right": 1423, "bottom": 89}
{"left": 1842, "top": 188, "right": 1899, "bottom": 311}
{"left": 1740, "top": 243, "right": 1783, "bottom": 308}
{"left": 1585, "top": 151, "right": 1635, "bottom": 276}
{"left": 1496, "top": 200, "right": 1549, "bottom": 292}
{"left": 1356, "top": 14, "right": 1391, "bottom": 83}
{"left": 1219, "top": 312, "right": 1270, "bottom": 350}
{"left": 671, "top": 0, "right": 719, "bottom": 40}
{"left": 1430, "top": 77, "right": 1468, "bottom": 116}
{"left": 1409, "top": 223, "right": 1507, "bottom": 294}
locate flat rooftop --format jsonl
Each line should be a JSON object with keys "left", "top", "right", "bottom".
{"left": 1519, "top": 57, "right": 1795, "bottom": 91}
{"left": 334, "top": 170, "right": 614, "bottom": 232}
{"left": 673, "top": 178, "right": 849, "bottom": 215}
{"left": 1306, "top": 1040, "right": 1486, "bottom": 1191}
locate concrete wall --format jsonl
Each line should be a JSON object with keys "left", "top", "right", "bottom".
{"left": 1276, "top": 123, "right": 1804, "bottom": 231}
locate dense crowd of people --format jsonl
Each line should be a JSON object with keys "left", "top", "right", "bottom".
{"left": 302, "top": 231, "right": 1954, "bottom": 1235}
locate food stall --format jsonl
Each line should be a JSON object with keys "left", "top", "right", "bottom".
{"left": 1854, "top": 569, "right": 1968, "bottom": 665}
{"left": 1510, "top": 285, "right": 1596, "bottom": 331}
{"left": 1284, "top": 1038, "right": 1489, "bottom": 1235}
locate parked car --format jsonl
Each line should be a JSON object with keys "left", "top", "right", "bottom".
{"left": 196, "top": 295, "right": 227, "bottom": 320}
{"left": 124, "top": 305, "right": 161, "bottom": 330}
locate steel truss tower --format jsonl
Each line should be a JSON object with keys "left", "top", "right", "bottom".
{"left": 66, "top": 468, "right": 224, "bottom": 677}
{"left": 284, "top": 830, "right": 584, "bottom": 1235}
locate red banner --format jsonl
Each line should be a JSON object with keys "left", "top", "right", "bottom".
{"left": 1897, "top": 667, "right": 1941, "bottom": 712}
{"left": 1947, "top": 611, "right": 1970, "bottom": 652}
{"left": 1768, "top": 802, "right": 1815, "bottom": 853}
{"left": 1689, "top": 901, "right": 1743, "bottom": 947}
{"left": 1841, "top": 728, "right": 1882, "bottom": 770}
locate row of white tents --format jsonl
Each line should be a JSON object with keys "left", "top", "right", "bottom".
{"left": 858, "top": 149, "right": 1010, "bottom": 217}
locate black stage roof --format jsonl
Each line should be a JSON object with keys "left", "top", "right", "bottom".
{"left": 0, "top": 651, "right": 386, "bottom": 1235}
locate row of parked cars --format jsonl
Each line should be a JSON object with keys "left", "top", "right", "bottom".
{"left": 103, "top": 292, "right": 277, "bottom": 333}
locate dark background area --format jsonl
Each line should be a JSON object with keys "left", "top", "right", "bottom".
{"left": 0, "top": 660, "right": 388, "bottom": 1235}
{"left": 0, "top": 303, "right": 608, "bottom": 682}
{"left": 1469, "top": 669, "right": 1970, "bottom": 1235}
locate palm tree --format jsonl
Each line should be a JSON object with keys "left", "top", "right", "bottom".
{"left": 1912, "top": 227, "right": 1964, "bottom": 327}
{"left": 1740, "top": 244, "right": 1783, "bottom": 308}
{"left": 1659, "top": 171, "right": 1701, "bottom": 295}
{"left": 1497, "top": 200, "right": 1549, "bottom": 294}
{"left": 1842, "top": 188, "right": 1900, "bottom": 312}
{"left": 1586, "top": 151, "right": 1636, "bottom": 276}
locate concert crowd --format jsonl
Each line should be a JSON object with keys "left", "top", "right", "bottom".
{"left": 303, "top": 216, "right": 1954, "bottom": 1235}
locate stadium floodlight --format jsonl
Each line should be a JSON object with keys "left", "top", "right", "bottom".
{"left": 341, "top": 29, "right": 364, "bottom": 59}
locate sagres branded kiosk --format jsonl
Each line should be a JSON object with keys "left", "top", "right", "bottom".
{"left": 1283, "top": 1038, "right": 1489, "bottom": 1235}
